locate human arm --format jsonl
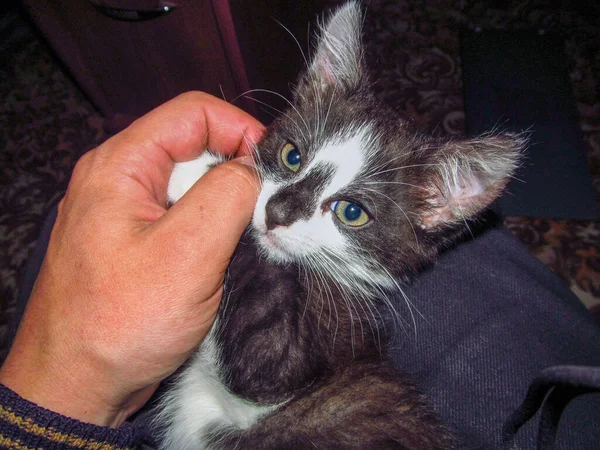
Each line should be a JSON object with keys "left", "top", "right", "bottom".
{"left": 0, "top": 92, "right": 264, "bottom": 433}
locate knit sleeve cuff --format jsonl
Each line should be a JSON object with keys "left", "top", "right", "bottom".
{"left": 0, "top": 384, "right": 142, "bottom": 449}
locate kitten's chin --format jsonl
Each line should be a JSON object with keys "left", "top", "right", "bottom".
{"left": 252, "top": 229, "right": 297, "bottom": 264}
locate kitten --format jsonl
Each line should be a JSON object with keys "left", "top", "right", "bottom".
{"left": 156, "top": 2, "right": 524, "bottom": 449}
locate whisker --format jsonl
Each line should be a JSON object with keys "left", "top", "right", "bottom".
{"left": 365, "top": 163, "right": 449, "bottom": 179}
{"left": 274, "top": 19, "right": 309, "bottom": 69}
{"left": 235, "top": 88, "right": 311, "bottom": 135}
{"left": 362, "top": 180, "right": 432, "bottom": 193}
{"left": 362, "top": 187, "right": 420, "bottom": 249}
{"left": 456, "top": 201, "right": 475, "bottom": 240}
{"left": 242, "top": 95, "right": 305, "bottom": 137}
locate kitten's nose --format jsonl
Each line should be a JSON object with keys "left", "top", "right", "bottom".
{"left": 265, "top": 199, "right": 292, "bottom": 230}
{"left": 265, "top": 188, "right": 312, "bottom": 230}
{"left": 264, "top": 167, "right": 331, "bottom": 230}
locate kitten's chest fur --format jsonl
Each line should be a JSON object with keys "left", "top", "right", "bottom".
{"left": 156, "top": 235, "right": 387, "bottom": 450}
{"left": 216, "top": 234, "right": 383, "bottom": 405}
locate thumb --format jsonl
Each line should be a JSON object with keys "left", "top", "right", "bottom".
{"left": 158, "top": 157, "right": 260, "bottom": 265}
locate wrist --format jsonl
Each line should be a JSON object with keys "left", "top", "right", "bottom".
{"left": 0, "top": 326, "right": 139, "bottom": 428}
{"left": 0, "top": 384, "right": 141, "bottom": 449}
{"left": 0, "top": 351, "right": 126, "bottom": 428}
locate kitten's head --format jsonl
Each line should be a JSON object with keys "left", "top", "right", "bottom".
{"left": 251, "top": 2, "right": 524, "bottom": 294}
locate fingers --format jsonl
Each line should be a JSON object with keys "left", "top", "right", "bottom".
{"left": 102, "top": 92, "right": 265, "bottom": 204}
{"left": 156, "top": 157, "right": 260, "bottom": 268}
{"left": 122, "top": 91, "right": 264, "bottom": 161}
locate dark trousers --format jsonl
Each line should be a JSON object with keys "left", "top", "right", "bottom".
{"left": 13, "top": 206, "right": 600, "bottom": 449}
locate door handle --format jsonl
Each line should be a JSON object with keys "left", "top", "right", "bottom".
{"left": 89, "top": 0, "right": 177, "bottom": 21}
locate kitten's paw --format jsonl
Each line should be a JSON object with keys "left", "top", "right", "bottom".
{"left": 167, "top": 151, "right": 226, "bottom": 203}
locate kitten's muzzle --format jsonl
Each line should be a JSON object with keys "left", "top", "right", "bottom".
{"left": 264, "top": 184, "right": 316, "bottom": 230}
{"left": 265, "top": 196, "right": 297, "bottom": 230}
{"left": 264, "top": 165, "right": 332, "bottom": 230}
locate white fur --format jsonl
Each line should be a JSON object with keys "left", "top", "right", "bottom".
{"left": 310, "top": 130, "right": 367, "bottom": 199}
{"left": 167, "top": 152, "right": 225, "bottom": 203}
{"left": 156, "top": 326, "right": 276, "bottom": 450}
{"left": 252, "top": 128, "right": 369, "bottom": 263}
{"left": 252, "top": 178, "right": 279, "bottom": 237}
{"left": 250, "top": 126, "right": 399, "bottom": 299}
{"left": 161, "top": 155, "right": 277, "bottom": 449}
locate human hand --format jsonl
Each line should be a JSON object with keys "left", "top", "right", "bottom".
{"left": 0, "top": 92, "right": 264, "bottom": 427}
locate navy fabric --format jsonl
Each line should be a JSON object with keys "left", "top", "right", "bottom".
{"left": 11, "top": 205, "right": 600, "bottom": 449}
{"left": 501, "top": 365, "right": 600, "bottom": 450}
{"left": 388, "top": 225, "right": 600, "bottom": 449}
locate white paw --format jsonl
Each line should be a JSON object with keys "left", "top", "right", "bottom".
{"left": 167, "top": 151, "right": 226, "bottom": 203}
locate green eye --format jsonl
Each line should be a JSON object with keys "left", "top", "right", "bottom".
{"left": 281, "top": 142, "right": 301, "bottom": 172}
{"left": 332, "top": 200, "right": 370, "bottom": 227}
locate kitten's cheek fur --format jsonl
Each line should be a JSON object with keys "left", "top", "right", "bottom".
{"left": 251, "top": 186, "right": 289, "bottom": 261}
{"left": 251, "top": 179, "right": 277, "bottom": 233}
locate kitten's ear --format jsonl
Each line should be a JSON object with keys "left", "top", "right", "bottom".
{"left": 300, "top": 2, "right": 365, "bottom": 92}
{"left": 419, "top": 133, "right": 526, "bottom": 229}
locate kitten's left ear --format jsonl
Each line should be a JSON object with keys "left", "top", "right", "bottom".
{"left": 299, "top": 1, "right": 365, "bottom": 93}
{"left": 419, "top": 133, "right": 526, "bottom": 229}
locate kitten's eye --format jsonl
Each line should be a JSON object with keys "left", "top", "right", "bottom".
{"left": 281, "top": 142, "right": 301, "bottom": 172}
{"left": 331, "top": 200, "right": 370, "bottom": 227}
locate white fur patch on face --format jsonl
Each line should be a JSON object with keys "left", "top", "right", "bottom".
{"left": 252, "top": 127, "right": 371, "bottom": 263}
{"left": 252, "top": 178, "right": 279, "bottom": 234}
{"left": 311, "top": 129, "right": 368, "bottom": 200}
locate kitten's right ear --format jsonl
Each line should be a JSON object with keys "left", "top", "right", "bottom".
{"left": 418, "top": 133, "right": 526, "bottom": 230}
{"left": 297, "top": 2, "right": 365, "bottom": 94}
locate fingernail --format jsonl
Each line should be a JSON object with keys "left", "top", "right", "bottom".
{"left": 234, "top": 155, "right": 256, "bottom": 168}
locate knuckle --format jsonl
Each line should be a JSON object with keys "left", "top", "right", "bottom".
{"left": 177, "top": 91, "right": 210, "bottom": 104}
{"left": 73, "top": 151, "right": 91, "bottom": 173}
{"left": 69, "top": 152, "right": 92, "bottom": 186}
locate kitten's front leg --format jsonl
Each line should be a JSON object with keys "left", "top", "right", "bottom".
{"left": 167, "top": 151, "right": 226, "bottom": 203}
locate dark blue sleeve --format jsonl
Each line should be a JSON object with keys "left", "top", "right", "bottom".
{"left": 0, "top": 384, "right": 142, "bottom": 449}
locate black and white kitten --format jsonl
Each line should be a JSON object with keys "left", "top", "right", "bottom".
{"left": 157, "top": 2, "right": 524, "bottom": 449}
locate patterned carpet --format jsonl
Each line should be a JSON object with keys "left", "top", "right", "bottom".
{"left": 0, "top": 0, "right": 598, "bottom": 361}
